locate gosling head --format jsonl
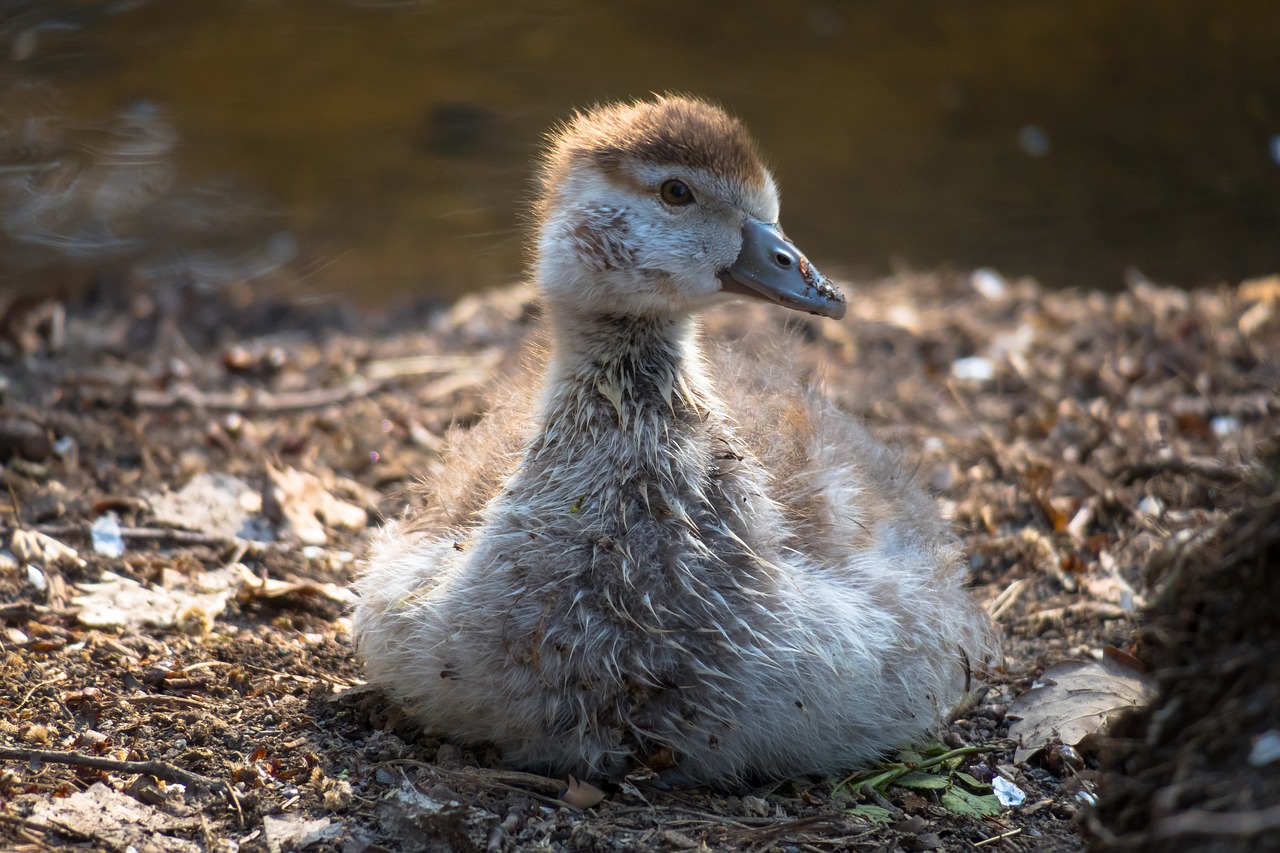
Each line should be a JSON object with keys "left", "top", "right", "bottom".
{"left": 534, "top": 95, "right": 846, "bottom": 321}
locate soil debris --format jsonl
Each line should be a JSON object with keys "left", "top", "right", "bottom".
{"left": 0, "top": 271, "right": 1277, "bottom": 851}
{"left": 1089, "top": 439, "right": 1280, "bottom": 851}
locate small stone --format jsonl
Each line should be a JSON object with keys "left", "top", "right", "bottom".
{"left": 1249, "top": 730, "right": 1280, "bottom": 767}
{"left": 992, "top": 775, "right": 1026, "bottom": 807}
{"left": 91, "top": 513, "right": 125, "bottom": 558}
{"left": 952, "top": 356, "right": 996, "bottom": 382}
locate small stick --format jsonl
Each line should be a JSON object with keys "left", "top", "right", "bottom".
{"left": 127, "top": 349, "right": 501, "bottom": 414}
{"left": 1112, "top": 458, "right": 1244, "bottom": 485}
{"left": 0, "top": 746, "right": 228, "bottom": 796}
{"left": 975, "top": 827, "right": 1022, "bottom": 847}
{"left": 121, "top": 694, "right": 208, "bottom": 709}
{"left": 0, "top": 524, "right": 238, "bottom": 549}
{"left": 1155, "top": 805, "right": 1280, "bottom": 839}
{"left": 120, "top": 526, "right": 240, "bottom": 548}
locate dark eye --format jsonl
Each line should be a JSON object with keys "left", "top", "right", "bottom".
{"left": 660, "top": 179, "right": 695, "bottom": 206}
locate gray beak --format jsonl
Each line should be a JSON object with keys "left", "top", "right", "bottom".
{"left": 717, "top": 218, "right": 846, "bottom": 320}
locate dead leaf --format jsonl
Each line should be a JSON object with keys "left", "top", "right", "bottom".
{"left": 73, "top": 567, "right": 239, "bottom": 630}
{"left": 1008, "top": 651, "right": 1155, "bottom": 763}
{"left": 1081, "top": 551, "right": 1144, "bottom": 613}
{"left": 561, "top": 775, "right": 606, "bottom": 809}
{"left": 263, "top": 814, "right": 342, "bottom": 853}
{"left": 231, "top": 562, "right": 356, "bottom": 605}
{"left": 379, "top": 781, "right": 495, "bottom": 850}
{"left": 147, "top": 473, "right": 268, "bottom": 540}
{"left": 27, "top": 782, "right": 201, "bottom": 853}
{"left": 264, "top": 465, "right": 367, "bottom": 545}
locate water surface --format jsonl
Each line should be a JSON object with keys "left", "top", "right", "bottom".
{"left": 2, "top": 1, "right": 1278, "bottom": 303}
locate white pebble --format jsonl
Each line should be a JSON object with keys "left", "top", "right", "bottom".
{"left": 1137, "top": 495, "right": 1164, "bottom": 517}
{"left": 91, "top": 513, "right": 125, "bottom": 558}
{"left": 1249, "top": 730, "right": 1280, "bottom": 767}
{"left": 971, "top": 268, "right": 1006, "bottom": 300}
{"left": 992, "top": 775, "right": 1026, "bottom": 807}
{"left": 1210, "top": 415, "right": 1239, "bottom": 437}
{"left": 26, "top": 563, "right": 47, "bottom": 592}
{"left": 952, "top": 356, "right": 996, "bottom": 382}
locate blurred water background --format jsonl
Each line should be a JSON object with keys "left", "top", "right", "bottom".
{"left": 1, "top": 0, "right": 1277, "bottom": 306}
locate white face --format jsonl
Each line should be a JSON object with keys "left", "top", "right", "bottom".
{"left": 537, "top": 157, "right": 781, "bottom": 318}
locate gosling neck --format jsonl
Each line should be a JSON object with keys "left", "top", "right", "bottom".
{"left": 541, "top": 302, "right": 717, "bottom": 426}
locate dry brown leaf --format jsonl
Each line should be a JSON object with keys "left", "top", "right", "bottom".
{"left": 264, "top": 465, "right": 367, "bottom": 545}
{"left": 561, "top": 775, "right": 606, "bottom": 809}
{"left": 231, "top": 562, "right": 356, "bottom": 605}
{"left": 1008, "top": 650, "right": 1155, "bottom": 763}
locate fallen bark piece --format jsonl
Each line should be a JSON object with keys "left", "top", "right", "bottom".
{"left": 1008, "top": 649, "right": 1155, "bottom": 763}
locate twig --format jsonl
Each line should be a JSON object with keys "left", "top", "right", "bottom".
{"left": 858, "top": 785, "right": 899, "bottom": 814}
{"left": 372, "top": 758, "right": 572, "bottom": 807}
{"left": 0, "top": 746, "right": 228, "bottom": 795}
{"left": 1111, "top": 458, "right": 1245, "bottom": 486}
{"left": 118, "top": 526, "right": 238, "bottom": 547}
{"left": 0, "top": 601, "right": 55, "bottom": 621}
{"left": 974, "top": 827, "right": 1022, "bottom": 847}
{"left": 13, "top": 674, "right": 67, "bottom": 713}
{"left": 128, "top": 349, "right": 501, "bottom": 413}
{"left": 0, "top": 523, "right": 239, "bottom": 550}
{"left": 121, "top": 694, "right": 208, "bottom": 709}
{"left": 1020, "top": 601, "right": 1130, "bottom": 631}
{"left": 733, "top": 813, "right": 852, "bottom": 843}
{"left": 986, "top": 578, "right": 1028, "bottom": 622}
{"left": 384, "top": 760, "right": 571, "bottom": 809}
{"left": 0, "top": 812, "right": 81, "bottom": 850}
{"left": 1155, "top": 804, "right": 1280, "bottom": 839}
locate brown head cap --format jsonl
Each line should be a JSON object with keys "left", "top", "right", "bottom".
{"left": 536, "top": 95, "right": 769, "bottom": 214}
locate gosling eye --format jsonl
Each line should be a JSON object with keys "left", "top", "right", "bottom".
{"left": 659, "top": 179, "right": 695, "bottom": 207}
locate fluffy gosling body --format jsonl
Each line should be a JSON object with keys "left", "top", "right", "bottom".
{"left": 354, "top": 95, "right": 992, "bottom": 786}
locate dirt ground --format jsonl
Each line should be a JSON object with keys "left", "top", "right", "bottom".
{"left": 0, "top": 270, "right": 1277, "bottom": 852}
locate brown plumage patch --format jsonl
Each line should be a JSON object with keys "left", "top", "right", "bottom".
{"left": 569, "top": 206, "right": 637, "bottom": 271}
{"left": 537, "top": 95, "right": 768, "bottom": 214}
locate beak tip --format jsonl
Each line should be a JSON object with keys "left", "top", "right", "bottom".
{"left": 806, "top": 267, "right": 847, "bottom": 320}
{"left": 722, "top": 218, "right": 850, "bottom": 320}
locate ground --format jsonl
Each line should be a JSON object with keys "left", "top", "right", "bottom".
{"left": 0, "top": 271, "right": 1276, "bottom": 852}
